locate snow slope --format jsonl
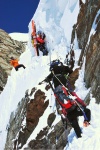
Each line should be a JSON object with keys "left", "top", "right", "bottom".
{"left": 9, "top": 33, "right": 29, "bottom": 42}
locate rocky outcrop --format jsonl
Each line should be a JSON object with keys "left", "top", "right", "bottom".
{"left": 84, "top": 21, "right": 100, "bottom": 103}
{"left": 71, "top": 0, "right": 100, "bottom": 102}
{"left": 77, "top": 0, "right": 99, "bottom": 51}
{"left": 5, "top": 93, "right": 30, "bottom": 150}
{"left": 0, "top": 29, "right": 26, "bottom": 92}
{"left": 5, "top": 88, "right": 49, "bottom": 150}
{"left": 0, "top": 66, "right": 8, "bottom": 91}
{"left": 26, "top": 120, "right": 71, "bottom": 150}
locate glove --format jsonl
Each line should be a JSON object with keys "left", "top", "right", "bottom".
{"left": 44, "top": 78, "right": 49, "bottom": 82}
{"left": 39, "top": 78, "right": 49, "bottom": 85}
{"left": 81, "top": 106, "right": 86, "bottom": 110}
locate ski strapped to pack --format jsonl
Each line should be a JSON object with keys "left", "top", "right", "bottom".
{"left": 31, "top": 20, "right": 39, "bottom": 56}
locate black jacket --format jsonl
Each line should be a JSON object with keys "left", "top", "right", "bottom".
{"left": 46, "top": 65, "right": 73, "bottom": 88}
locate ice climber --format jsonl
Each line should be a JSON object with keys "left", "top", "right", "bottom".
{"left": 43, "top": 59, "right": 91, "bottom": 138}
{"left": 10, "top": 57, "right": 26, "bottom": 71}
{"left": 36, "top": 31, "right": 48, "bottom": 56}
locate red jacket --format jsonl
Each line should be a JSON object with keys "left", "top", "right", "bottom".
{"left": 36, "top": 37, "right": 45, "bottom": 44}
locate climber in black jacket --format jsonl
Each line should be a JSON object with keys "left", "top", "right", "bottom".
{"left": 44, "top": 60, "right": 91, "bottom": 138}
{"left": 46, "top": 62, "right": 73, "bottom": 88}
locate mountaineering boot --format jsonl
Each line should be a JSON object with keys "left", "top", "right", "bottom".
{"left": 83, "top": 121, "right": 90, "bottom": 127}
{"left": 43, "top": 49, "right": 48, "bottom": 56}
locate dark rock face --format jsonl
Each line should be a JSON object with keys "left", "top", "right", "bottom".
{"left": 0, "top": 66, "right": 8, "bottom": 93}
{"left": 0, "top": 29, "right": 26, "bottom": 92}
{"left": 68, "top": 68, "right": 80, "bottom": 90}
{"left": 26, "top": 120, "right": 71, "bottom": 150}
{"left": 77, "top": 0, "right": 99, "bottom": 50}
{"left": 4, "top": 91, "right": 30, "bottom": 150}
{"left": 71, "top": 0, "right": 100, "bottom": 102}
{"left": 5, "top": 89, "right": 49, "bottom": 150}
{"left": 84, "top": 22, "right": 100, "bottom": 103}
{"left": 47, "top": 112, "right": 56, "bottom": 127}
{"left": 64, "top": 48, "right": 75, "bottom": 70}
{"left": 26, "top": 90, "right": 48, "bottom": 132}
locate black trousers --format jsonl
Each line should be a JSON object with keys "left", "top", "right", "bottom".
{"left": 67, "top": 106, "right": 91, "bottom": 138}
{"left": 37, "top": 44, "right": 48, "bottom": 56}
{"left": 15, "top": 64, "right": 26, "bottom": 71}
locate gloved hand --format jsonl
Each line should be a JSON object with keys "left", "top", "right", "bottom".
{"left": 81, "top": 106, "right": 86, "bottom": 110}
{"left": 39, "top": 78, "right": 49, "bottom": 85}
{"left": 44, "top": 78, "right": 49, "bottom": 82}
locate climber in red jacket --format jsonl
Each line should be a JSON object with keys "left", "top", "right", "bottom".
{"left": 36, "top": 31, "right": 48, "bottom": 56}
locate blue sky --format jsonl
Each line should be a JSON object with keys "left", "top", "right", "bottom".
{"left": 0, "top": 0, "right": 40, "bottom": 33}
